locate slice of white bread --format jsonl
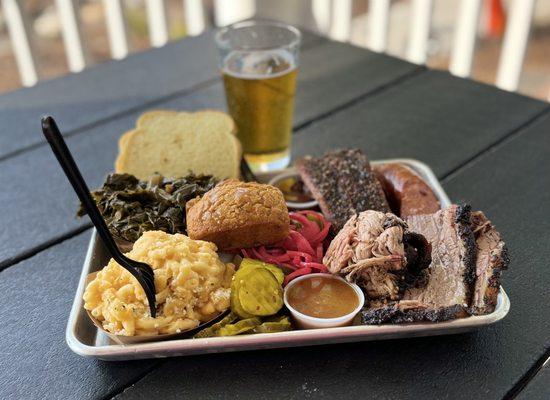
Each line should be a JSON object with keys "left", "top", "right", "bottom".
{"left": 117, "top": 110, "right": 182, "bottom": 152}
{"left": 118, "top": 129, "right": 134, "bottom": 152}
{"left": 115, "top": 110, "right": 240, "bottom": 180}
{"left": 137, "top": 110, "right": 180, "bottom": 129}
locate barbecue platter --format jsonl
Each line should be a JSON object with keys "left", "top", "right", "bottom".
{"left": 66, "top": 109, "right": 510, "bottom": 359}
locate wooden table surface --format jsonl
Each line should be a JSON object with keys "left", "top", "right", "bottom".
{"left": 0, "top": 30, "right": 548, "bottom": 400}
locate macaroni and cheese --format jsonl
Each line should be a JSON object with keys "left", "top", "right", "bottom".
{"left": 83, "top": 230, "right": 234, "bottom": 336}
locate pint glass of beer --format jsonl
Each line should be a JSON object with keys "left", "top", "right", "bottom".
{"left": 215, "top": 20, "right": 301, "bottom": 171}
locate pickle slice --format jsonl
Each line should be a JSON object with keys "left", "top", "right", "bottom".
{"left": 193, "top": 312, "right": 240, "bottom": 338}
{"left": 216, "top": 318, "right": 261, "bottom": 336}
{"left": 230, "top": 288, "right": 254, "bottom": 319}
{"left": 238, "top": 268, "right": 283, "bottom": 316}
{"left": 239, "top": 258, "right": 285, "bottom": 285}
{"left": 253, "top": 316, "right": 292, "bottom": 334}
{"left": 230, "top": 259, "right": 284, "bottom": 318}
{"left": 263, "top": 314, "right": 291, "bottom": 323}
{"left": 230, "top": 266, "right": 255, "bottom": 319}
{"left": 194, "top": 328, "right": 216, "bottom": 339}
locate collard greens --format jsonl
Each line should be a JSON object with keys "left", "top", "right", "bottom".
{"left": 78, "top": 173, "right": 218, "bottom": 242}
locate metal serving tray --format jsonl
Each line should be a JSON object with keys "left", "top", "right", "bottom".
{"left": 66, "top": 159, "right": 510, "bottom": 360}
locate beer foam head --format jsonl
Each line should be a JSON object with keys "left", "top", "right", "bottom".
{"left": 222, "top": 49, "right": 297, "bottom": 79}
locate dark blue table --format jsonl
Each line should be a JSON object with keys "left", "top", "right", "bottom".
{"left": 0, "top": 29, "right": 548, "bottom": 400}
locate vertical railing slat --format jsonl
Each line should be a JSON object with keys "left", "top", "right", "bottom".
{"left": 184, "top": 0, "right": 206, "bottom": 36}
{"left": 213, "top": 0, "right": 256, "bottom": 27}
{"left": 449, "top": 0, "right": 482, "bottom": 78}
{"left": 102, "top": 0, "right": 129, "bottom": 59}
{"left": 406, "top": 0, "right": 433, "bottom": 64}
{"left": 330, "top": 0, "right": 352, "bottom": 42}
{"left": 145, "top": 0, "right": 169, "bottom": 47}
{"left": 2, "top": 0, "right": 39, "bottom": 86}
{"left": 312, "top": 0, "right": 332, "bottom": 35}
{"left": 55, "top": 0, "right": 88, "bottom": 72}
{"left": 496, "top": 0, "right": 536, "bottom": 92}
{"left": 368, "top": 0, "right": 391, "bottom": 52}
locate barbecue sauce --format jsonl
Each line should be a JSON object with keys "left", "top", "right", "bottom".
{"left": 287, "top": 276, "right": 359, "bottom": 318}
{"left": 273, "top": 176, "right": 313, "bottom": 203}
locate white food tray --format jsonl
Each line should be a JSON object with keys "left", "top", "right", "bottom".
{"left": 66, "top": 159, "right": 510, "bottom": 360}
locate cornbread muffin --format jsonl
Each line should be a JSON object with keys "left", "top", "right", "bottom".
{"left": 186, "top": 180, "right": 290, "bottom": 250}
{"left": 83, "top": 230, "right": 234, "bottom": 336}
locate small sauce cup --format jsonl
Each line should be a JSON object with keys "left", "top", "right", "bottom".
{"left": 268, "top": 171, "right": 318, "bottom": 210}
{"left": 284, "top": 273, "right": 365, "bottom": 329}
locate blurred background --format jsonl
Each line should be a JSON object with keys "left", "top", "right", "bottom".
{"left": 0, "top": 0, "right": 548, "bottom": 100}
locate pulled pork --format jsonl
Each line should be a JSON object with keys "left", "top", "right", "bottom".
{"left": 324, "top": 210, "right": 430, "bottom": 302}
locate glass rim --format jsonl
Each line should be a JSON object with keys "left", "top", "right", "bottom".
{"left": 215, "top": 19, "right": 302, "bottom": 51}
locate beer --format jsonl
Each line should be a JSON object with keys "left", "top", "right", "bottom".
{"left": 222, "top": 50, "right": 297, "bottom": 170}
{"left": 215, "top": 21, "right": 301, "bottom": 171}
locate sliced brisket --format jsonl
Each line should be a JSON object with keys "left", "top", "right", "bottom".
{"left": 295, "top": 149, "right": 390, "bottom": 231}
{"left": 361, "top": 205, "right": 477, "bottom": 324}
{"left": 469, "top": 211, "right": 510, "bottom": 315}
{"left": 362, "top": 301, "right": 466, "bottom": 324}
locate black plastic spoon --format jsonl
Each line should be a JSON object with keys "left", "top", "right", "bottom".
{"left": 41, "top": 116, "right": 157, "bottom": 318}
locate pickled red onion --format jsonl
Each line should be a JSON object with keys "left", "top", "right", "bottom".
{"left": 241, "top": 211, "right": 331, "bottom": 285}
{"left": 283, "top": 267, "right": 312, "bottom": 286}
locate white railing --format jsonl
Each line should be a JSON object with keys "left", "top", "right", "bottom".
{"left": 184, "top": 0, "right": 206, "bottom": 36}
{"left": 56, "top": 0, "right": 88, "bottom": 72}
{"left": 329, "top": 0, "right": 353, "bottom": 42}
{"left": 449, "top": 0, "right": 482, "bottom": 78}
{"left": 102, "top": 0, "right": 129, "bottom": 60}
{"left": 406, "top": 0, "right": 433, "bottom": 65}
{"left": 2, "top": 0, "right": 39, "bottom": 86}
{"left": 495, "top": 0, "right": 537, "bottom": 91}
{"left": 145, "top": 0, "right": 169, "bottom": 47}
{"left": 1, "top": 0, "right": 537, "bottom": 94}
{"left": 367, "top": 0, "right": 390, "bottom": 52}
